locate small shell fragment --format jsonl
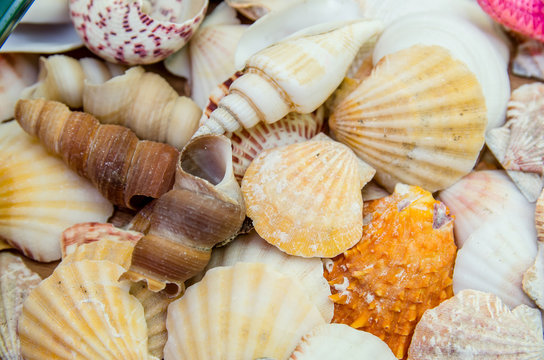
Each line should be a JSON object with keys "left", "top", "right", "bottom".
{"left": 512, "top": 40, "right": 544, "bottom": 81}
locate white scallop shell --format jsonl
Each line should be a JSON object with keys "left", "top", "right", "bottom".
{"left": 201, "top": 230, "right": 333, "bottom": 322}
{"left": 407, "top": 289, "right": 544, "bottom": 359}
{"left": 0, "top": 54, "right": 38, "bottom": 122}
{"left": 372, "top": 12, "right": 509, "bottom": 131}
{"left": 289, "top": 324, "right": 397, "bottom": 360}
{"left": 0, "top": 121, "right": 113, "bottom": 261}
{"left": 164, "top": 262, "right": 324, "bottom": 360}
{"left": 0, "top": 253, "right": 41, "bottom": 360}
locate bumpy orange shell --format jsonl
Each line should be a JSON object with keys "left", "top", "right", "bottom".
{"left": 325, "top": 184, "right": 457, "bottom": 359}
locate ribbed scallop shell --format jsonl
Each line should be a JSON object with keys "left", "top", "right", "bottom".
{"left": 201, "top": 230, "right": 333, "bottom": 322}
{"left": 513, "top": 40, "right": 544, "bottom": 81}
{"left": 289, "top": 324, "right": 397, "bottom": 359}
{"left": 19, "top": 259, "right": 152, "bottom": 359}
{"left": 407, "top": 289, "right": 544, "bottom": 359}
{"left": 164, "top": 262, "right": 324, "bottom": 360}
{"left": 242, "top": 140, "right": 363, "bottom": 257}
{"left": 0, "top": 54, "right": 38, "bottom": 122}
{"left": 325, "top": 185, "right": 457, "bottom": 359}
{"left": 438, "top": 170, "right": 534, "bottom": 248}
{"left": 0, "top": 253, "right": 41, "bottom": 360}
{"left": 0, "top": 121, "right": 113, "bottom": 262}
{"left": 329, "top": 44, "right": 487, "bottom": 193}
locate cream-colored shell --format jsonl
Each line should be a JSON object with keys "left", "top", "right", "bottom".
{"left": 164, "top": 262, "right": 324, "bottom": 360}
{"left": 0, "top": 121, "right": 113, "bottom": 262}
{"left": 225, "top": 0, "right": 302, "bottom": 20}
{"left": 242, "top": 140, "right": 363, "bottom": 258}
{"left": 19, "top": 260, "right": 154, "bottom": 360}
{"left": 0, "top": 253, "right": 41, "bottom": 360}
{"left": 200, "top": 230, "right": 333, "bottom": 322}
{"left": 523, "top": 242, "right": 544, "bottom": 310}
{"left": 290, "top": 324, "right": 396, "bottom": 359}
{"left": 0, "top": 54, "right": 38, "bottom": 122}
{"left": 329, "top": 44, "right": 487, "bottom": 193}
{"left": 407, "top": 289, "right": 544, "bottom": 359}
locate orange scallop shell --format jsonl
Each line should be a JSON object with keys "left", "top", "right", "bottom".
{"left": 324, "top": 184, "right": 457, "bottom": 359}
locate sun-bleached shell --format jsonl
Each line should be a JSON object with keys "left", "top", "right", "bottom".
{"left": 70, "top": 0, "right": 208, "bottom": 65}
{"left": 0, "top": 253, "right": 41, "bottom": 360}
{"left": 407, "top": 289, "right": 544, "bottom": 359}
{"left": 242, "top": 139, "right": 364, "bottom": 258}
{"left": 513, "top": 40, "right": 544, "bottom": 81}
{"left": 0, "top": 54, "right": 38, "bottom": 122}
{"left": 289, "top": 324, "right": 396, "bottom": 360}
{"left": 0, "top": 121, "right": 113, "bottom": 261}
{"left": 329, "top": 44, "right": 487, "bottom": 193}
{"left": 200, "top": 230, "right": 333, "bottom": 322}
{"left": 19, "top": 259, "right": 154, "bottom": 359}
{"left": 164, "top": 262, "right": 324, "bottom": 360}
{"left": 523, "top": 242, "right": 544, "bottom": 310}
{"left": 487, "top": 83, "right": 544, "bottom": 202}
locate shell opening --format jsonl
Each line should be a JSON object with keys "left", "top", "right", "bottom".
{"left": 180, "top": 136, "right": 230, "bottom": 186}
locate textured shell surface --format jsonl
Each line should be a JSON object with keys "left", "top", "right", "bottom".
{"left": 0, "top": 54, "right": 38, "bottom": 122}
{"left": 0, "top": 23, "right": 83, "bottom": 54}
{"left": 487, "top": 82, "right": 544, "bottom": 202}
{"left": 325, "top": 184, "right": 457, "bottom": 359}
{"left": 289, "top": 323, "right": 397, "bottom": 360}
{"left": 513, "top": 40, "right": 544, "bottom": 81}
{"left": 523, "top": 242, "right": 544, "bottom": 310}
{"left": 229, "top": 110, "right": 324, "bottom": 182}
{"left": 537, "top": 188, "right": 544, "bottom": 242}
{"left": 0, "top": 121, "right": 113, "bottom": 261}
{"left": 163, "top": 262, "right": 324, "bottom": 360}
{"left": 69, "top": 0, "right": 209, "bottom": 65}
{"left": 477, "top": 0, "right": 544, "bottom": 41}
{"left": 18, "top": 259, "right": 153, "bottom": 360}
{"left": 407, "top": 289, "right": 544, "bottom": 359}
{"left": 372, "top": 12, "right": 509, "bottom": 131}
{"left": 200, "top": 230, "right": 333, "bottom": 322}
{"left": 0, "top": 253, "right": 41, "bottom": 360}
{"left": 242, "top": 140, "right": 363, "bottom": 258}
{"left": 329, "top": 44, "right": 487, "bottom": 193}
{"left": 438, "top": 170, "right": 534, "bottom": 248}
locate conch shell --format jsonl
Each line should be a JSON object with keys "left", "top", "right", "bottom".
{"left": 14, "top": 98, "right": 179, "bottom": 210}
{"left": 126, "top": 134, "right": 245, "bottom": 296}
{"left": 195, "top": 19, "right": 383, "bottom": 136}
{"left": 69, "top": 0, "right": 208, "bottom": 65}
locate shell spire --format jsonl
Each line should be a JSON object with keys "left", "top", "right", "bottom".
{"left": 195, "top": 19, "right": 383, "bottom": 136}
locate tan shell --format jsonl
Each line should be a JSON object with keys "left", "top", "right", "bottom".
{"left": 242, "top": 139, "right": 364, "bottom": 257}
{"left": 0, "top": 120, "right": 113, "bottom": 261}
{"left": 0, "top": 253, "right": 41, "bottom": 360}
{"left": 329, "top": 44, "right": 487, "bottom": 192}
{"left": 19, "top": 260, "right": 154, "bottom": 359}
{"left": 164, "top": 262, "right": 324, "bottom": 360}
{"left": 407, "top": 289, "right": 544, "bottom": 359}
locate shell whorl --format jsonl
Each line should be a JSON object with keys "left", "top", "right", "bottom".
{"left": 14, "top": 98, "right": 179, "bottom": 210}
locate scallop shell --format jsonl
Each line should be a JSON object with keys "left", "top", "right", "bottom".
{"left": 0, "top": 54, "right": 38, "bottom": 122}
{"left": 329, "top": 44, "right": 487, "bottom": 193}
{"left": 164, "top": 262, "right": 325, "bottom": 360}
{"left": 242, "top": 139, "right": 366, "bottom": 258}
{"left": 19, "top": 259, "right": 154, "bottom": 359}
{"left": 69, "top": 0, "right": 208, "bottom": 65}
{"left": 438, "top": 170, "right": 534, "bottom": 248}
{"left": 407, "top": 289, "right": 544, "bottom": 359}
{"left": 0, "top": 253, "right": 41, "bottom": 360}
{"left": 0, "top": 121, "right": 113, "bottom": 261}
{"left": 201, "top": 230, "right": 333, "bottom": 322}
{"left": 486, "top": 83, "right": 544, "bottom": 202}
{"left": 195, "top": 19, "right": 383, "bottom": 136}
{"left": 325, "top": 184, "right": 457, "bottom": 359}
{"left": 289, "top": 324, "right": 396, "bottom": 360}
{"left": 513, "top": 40, "right": 544, "bottom": 81}
{"left": 477, "top": 0, "right": 544, "bottom": 41}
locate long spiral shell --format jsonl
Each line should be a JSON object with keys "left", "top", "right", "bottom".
{"left": 14, "top": 98, "right": 179, "bottom": 210}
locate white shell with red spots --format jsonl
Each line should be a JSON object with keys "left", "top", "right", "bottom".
{"left": 69, "top": 0, "right": 209, "bottom": 65}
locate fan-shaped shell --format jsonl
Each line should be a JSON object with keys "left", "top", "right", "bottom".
{"left": 0, "top": 121, "right": 113, "bottom": 261}
{"left": 289, "top": 324, "right": 396, "bottom": 359}
{"left": 164, "top": 262, "right": 324, "bottom": 360}
{"left": 0, "top": 253, "right": 41, "bottom": 360}
{"left": 242, "top": 139, "right": 364, "bottom": 258}
{"left": 201, "top": 230, "right": 333, "bottom": 322}
{"left": 329, "top": 44, "right": 487, "bottom": 193}
{"left": 407, "top": 289, "right": 544, "bottom": 359}
{"left": 19, "top": 259, "right": 153, "bottom": 359}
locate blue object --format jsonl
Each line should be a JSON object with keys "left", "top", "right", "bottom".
{"left": 0, "top": 0, "right": 36, "bottom": 48}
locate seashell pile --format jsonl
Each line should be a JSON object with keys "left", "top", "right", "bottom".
{"left": 2, "top": 0, "right": 544, "bottom": 359}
